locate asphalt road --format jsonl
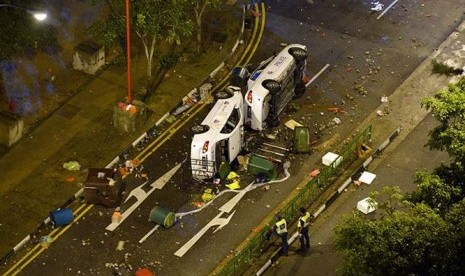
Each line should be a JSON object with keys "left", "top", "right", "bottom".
{"left": 4, "top": 0, "right": 465, "bottom": 275}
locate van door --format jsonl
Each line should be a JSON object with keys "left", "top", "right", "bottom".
{"left": 221, "top": 106, "right": 244, "bottom": 162}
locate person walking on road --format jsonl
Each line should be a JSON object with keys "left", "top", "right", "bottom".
{"left": 274, "top": 214, "right": 289, "bottom": 256}
{"left": 297, "top": 207, "right": 310, "bottom": 253}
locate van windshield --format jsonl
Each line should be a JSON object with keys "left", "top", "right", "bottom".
{"left": 251, "top": 71, "right": 262, "bottom": 81}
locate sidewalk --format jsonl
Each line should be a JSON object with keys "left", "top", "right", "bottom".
{"left": 0, "top": 4, "right": 244, "bottom": 259}
{"left": 251, "top": 19, "right": 465, "bottom": 276}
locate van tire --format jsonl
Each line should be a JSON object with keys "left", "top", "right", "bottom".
{"left": 214, "top": 90, "right": 233, "bottom": 100}
{"left": 191, "top": 125, "right": 210, "bottom": 134}
{"left": 262, "top": 79, "right": 281, "bottom": 94}
{"left": 289, "top": 47, "right": 307, "bottom": 62}
{"left": 267, "top": 115, "right": 280, "bottom": 128}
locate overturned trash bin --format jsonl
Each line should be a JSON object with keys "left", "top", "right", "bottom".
{"left": 83, "top": 168, "right": 120, "bottom": 208}
{"left": 149, "top": 206, "right": 176, "bottom": 228}
{"left": 248, "top": 154, "right": 277, "bottom": 180}
{"left": 50, "top": 208, "right": 74, "bottom": 227}
{"left": 294, "top": 126, "right": 311, "bottom": 153}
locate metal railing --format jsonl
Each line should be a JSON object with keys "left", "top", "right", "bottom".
{"left": 215, "top": 125, "right": 372, "bottom": 276}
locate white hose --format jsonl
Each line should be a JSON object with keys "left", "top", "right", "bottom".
{"left": 175, "top": 161, "right": 291, "bottom": 218}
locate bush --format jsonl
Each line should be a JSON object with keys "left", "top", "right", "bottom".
{"left": 160, "top": 53, "right": 180, "bottom": 69}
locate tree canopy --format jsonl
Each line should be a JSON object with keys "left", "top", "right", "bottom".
{"left": 0, "top": 1, "right": 59, "bottom": 62}
{"left": 422, "top": 77, "right": 465, "bottom": 164}
{"left": 90, "top": 0, "right": 194, "bottom": 79}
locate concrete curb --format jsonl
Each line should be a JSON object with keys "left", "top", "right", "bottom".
{"left": 0, "top": 5, "right": 248, "bottom": 267}
{"left": 255, "top": 126, "right": 401, "bottom": 276}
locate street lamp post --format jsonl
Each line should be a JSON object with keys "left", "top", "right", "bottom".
{"left": 0, "top": 4, "right": 47, "bottom": 21}
{"left": 125, "top": 0, "right": 132, "bottom": 104}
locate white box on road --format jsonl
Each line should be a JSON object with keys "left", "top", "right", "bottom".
{"left": 322, "top": 152, "right": 342, "bottom": 167}
{"left": 359, "top": 171, "right": 377, "bottom": 185}
{"left": 357, "top": 197, "right": 378, "bottom": 214}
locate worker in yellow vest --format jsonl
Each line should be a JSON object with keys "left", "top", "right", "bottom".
{"left": 297, "top": 207, "right": 311, "bottom": 253}
{"left": 273, "top": 214, "right": 288, "bottom": 256}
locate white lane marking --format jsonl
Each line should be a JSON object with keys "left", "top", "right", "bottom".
{"left": 105, "top": 162, "right": 182, "bottom": 231}
{"left": 377, "top": 0, "right": 399, "bottom": 20}
{"left": 174, "top": 211, "right": 236, "bottom": 257}
{"left": 306, "top": 63, "right": 330, "bottom": 87}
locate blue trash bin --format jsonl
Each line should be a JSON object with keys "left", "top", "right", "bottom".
{"left": 50, "top": 208, "right": 74, "bottom": 227}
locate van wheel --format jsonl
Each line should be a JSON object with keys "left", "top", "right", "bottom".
{"left": 267, "top": 115, "right": 280, "bottom": 128}
{"left": 192, "top": 125, "right": 209, "bottom": 134}
{"left": 289, "top": 47, "right": 307, "bottom": 62}
{"left": 214, "top": 90, "right": 233, "bottom": 100}
{"left": 262, "top": 79, "right": 281, "bottom": 94}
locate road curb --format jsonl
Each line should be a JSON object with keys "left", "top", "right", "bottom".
{"left": 0, "top": 5, "right": 249, "bottom": 268}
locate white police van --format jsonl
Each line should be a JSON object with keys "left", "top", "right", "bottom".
{"left": 244, "top": 44, "right": 308, "bottom": 130}
{"left": 190, "top": 86, "right": 245, "bottom": 180}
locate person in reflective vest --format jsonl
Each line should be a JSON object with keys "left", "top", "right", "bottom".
{"left": 297, "top": 207, "right": 310, "bottom": 252}
{"left": 274, "top": 214, "right": 288, "bottom": 256}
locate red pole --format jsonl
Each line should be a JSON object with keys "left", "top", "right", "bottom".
{"left": 125, "top": 0, "right": 132, "bottom": 104}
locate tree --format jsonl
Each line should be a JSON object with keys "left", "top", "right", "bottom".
{"left": 0, "top": 2, "right": 59, "bottom": 62}
{"left": 90, "top": 0, "right": 194, "bottom": 79}
{"left": 421, "top": 77, "right": 465, "bottom": 164}
{"left": 190, "top": 0, "right": 222, "bottom": 53}
{"left": 444, "top": 198, "right": 465, "bottom": 275}
{"left": 334, "top": 188, "right": 458, "bottom": 276}
{"left": 406, "top": 170, "right": 461, "bottom": 214}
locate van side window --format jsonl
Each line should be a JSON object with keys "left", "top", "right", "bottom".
{"left": 221, "top": 107, "right": 240, "bottom": 134}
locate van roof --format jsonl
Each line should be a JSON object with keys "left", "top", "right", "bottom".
{"left": 192, "top": 90, "right": 243, "bottom": 141}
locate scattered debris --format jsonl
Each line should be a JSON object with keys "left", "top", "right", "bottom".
{"left": 285, "top": 119, "right": 303, "bottom": 130}
{"left": 63, "top": 161, "right": 81, "bottom": 171}
{"left": 332, "top": 117, "right": 341, "bottom": 124}
{"left": 112, "top": 208, "right": 122, "bottom": 224}
{"left": 359, "top": 171, "right": 377, "bottom": 185}
{"left": 370, "top": 1, "right": 384, "bottom": 12}
{"left": 327, "top": 107, "right": 347, "bottom": 114}
{"left": 265, "top": 133, "right": 277, "bottom": 140}
{"left": 308, "top": 168, "right": 320, "bottom": 178}
{"left": 357, "top": 197, "right": 378, "bottom": 214}
{"left": 116, "top": 240, "right": 125, "bottom": 251}
{"left": 376, "top": 110, "right": 385, "bottom": 116}
{"left": 381, "top": 96, "right": 388, "bottom": 103}
{"left": 39, "top": 236, "right": 52, "bottom": 248}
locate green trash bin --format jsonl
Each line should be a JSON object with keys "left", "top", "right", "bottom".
{"left": 149, "top": 206, "right": 176, "bottom": 228}
{"left": 248, "top": 154, "right": 277, "bottom": 180}
{"left": 218, "top": 161, "right": 231, "bottom": 180}
{"left": 294, "top": 126, "right": 311, "bottom": 153}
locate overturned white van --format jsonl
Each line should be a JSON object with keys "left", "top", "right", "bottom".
{"left": 190, "top": 86, "right": 245, "bottom": 180}
{"left": 244, "top": 44, "right": 308, "bottom": 131}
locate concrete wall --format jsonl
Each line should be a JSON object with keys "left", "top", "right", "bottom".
{"left": 0, "top": 112, "right": 24, "bottom": 147}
